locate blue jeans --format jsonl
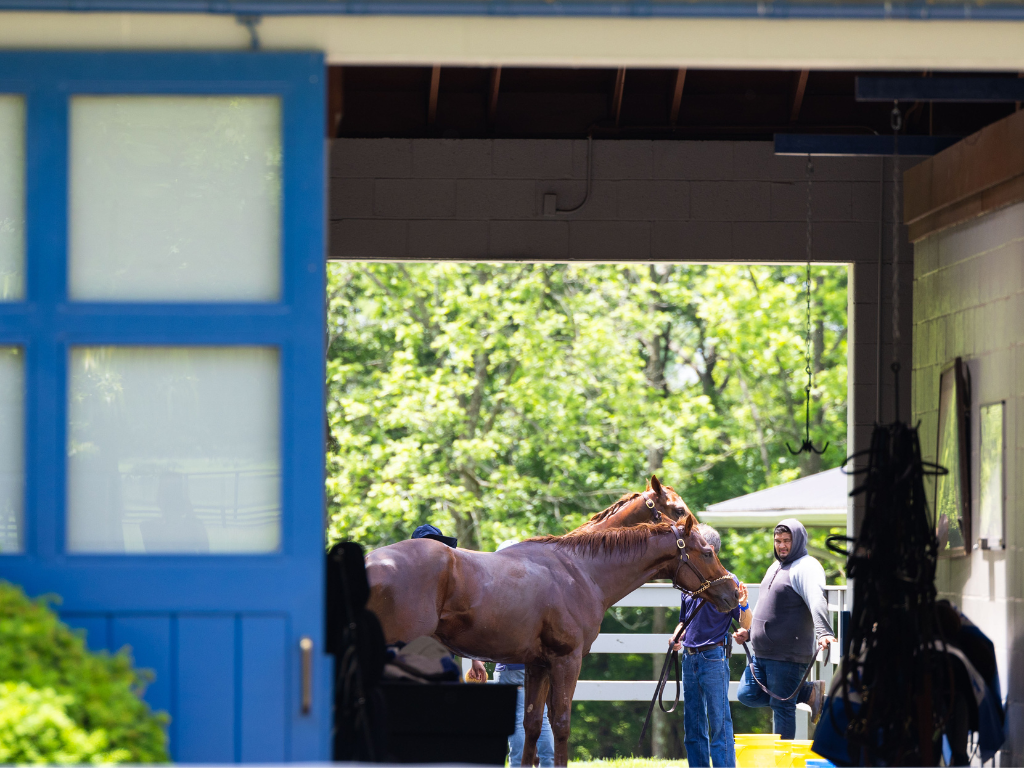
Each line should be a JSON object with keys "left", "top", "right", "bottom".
{"left": 682, "top": 646, "right": 735, "bottom": 767}
{"left": 497, "top": 668, "right": 554, "bottom": 767}
{"left": 736, "top": 655, "right": 813, "bottom": 739}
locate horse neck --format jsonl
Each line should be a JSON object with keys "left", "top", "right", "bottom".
{"left": 590, "top": 497, "right": 646, "bottom": 531}
{"left": 575, "top": 532, "right": 678, "bottom": 611}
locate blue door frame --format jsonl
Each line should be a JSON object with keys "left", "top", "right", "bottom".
{"left": 0, "top": 52, "right": 328, "bottom": 761}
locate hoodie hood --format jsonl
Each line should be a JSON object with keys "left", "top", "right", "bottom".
{"left": 774, "top": 518, "right": 808, "bottom": 565}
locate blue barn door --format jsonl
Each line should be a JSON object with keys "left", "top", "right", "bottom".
{"left": 0, "top": 52, "right": 328, "bottom": 761}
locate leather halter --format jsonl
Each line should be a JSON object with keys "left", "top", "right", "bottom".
{"left": 669, "top": 524, "right": 734, "bottom": 598}
{"left": 639, "top": 489, "right": 662, "bottom": 522}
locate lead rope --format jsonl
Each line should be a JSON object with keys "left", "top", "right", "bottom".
{"left": 637, "top": 603, "right": 706, "bottom": 751}
{"left": 731, "top": 618, "right": 817, "bottom": 702}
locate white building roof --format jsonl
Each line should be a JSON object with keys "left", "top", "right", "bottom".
{"left": 698, "top": 467, "right": 848, "bottom": 529}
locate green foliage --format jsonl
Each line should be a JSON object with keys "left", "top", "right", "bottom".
{"left": 0, "top": 582, "right": 169, "bottom": 763}
{"left": 327, "top": 262, "right": 848, "bottom": 757}
{"left": 327, "top": 263, "right": 847, "bottom": 552}
{"left": 0, "top": 682, "right": 131, "bottom": 765}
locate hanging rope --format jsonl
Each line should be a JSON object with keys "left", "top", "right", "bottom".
{"left": 788, "top": 155, "right": 828, "bottom": 456}
{"left": 891, "top": 102, "right": 903, "bottom": 421}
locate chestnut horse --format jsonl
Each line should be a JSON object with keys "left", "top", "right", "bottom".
{"left": 581, "top": 475, "right": 693, "bottom": 531}
{"left": 366, "top": 518, "right": 737, "bottom": 766}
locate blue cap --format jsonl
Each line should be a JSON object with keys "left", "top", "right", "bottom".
{"left": 412, "top": 524, "right": 444, "bottom": 539}
{"left": 411, "top": 524, "right": 458, "bottom": 548}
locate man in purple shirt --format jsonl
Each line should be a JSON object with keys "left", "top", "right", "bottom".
{"left": 672, "top": 524, "right": 752, "bottom": 767}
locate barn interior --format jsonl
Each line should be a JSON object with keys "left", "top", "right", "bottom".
{"left": 325, "top": 64, "right": 1024, "bottom": 763}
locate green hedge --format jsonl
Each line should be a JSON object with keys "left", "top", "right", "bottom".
{"left": 0, "top": 582, "right": 169, "bottom": 763}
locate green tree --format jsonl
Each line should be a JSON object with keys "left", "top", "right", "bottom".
{"left": 326, "top": 262, "right": 848, "bottom": 759}
{"left": 327, "top": 263, "right": 847, "bottom": 554}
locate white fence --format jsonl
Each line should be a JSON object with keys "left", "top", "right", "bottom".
{"left": 464, "top": 582, "right": 847, "bottom": 738}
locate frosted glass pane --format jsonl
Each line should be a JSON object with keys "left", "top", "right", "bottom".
{"left": 0, "top": 348, "right": 23, "bottom": 553}
{"left": 69, "top": 97, "right": 281, "bottom": 302}
{"left": 0, "top": 97, "right": 25, "bottom": 300}
{"left": 67, "top": 347, "right": 280, "bottom": 554}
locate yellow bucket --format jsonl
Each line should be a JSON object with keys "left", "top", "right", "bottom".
{"left": 787, "top": 739, "right": 823, "bottom": 767}
{"left": 774, "top": 742, "right": 793, "bottom": 767}
{"left": 734, "top": 734, "right": 781, "bottom": 768}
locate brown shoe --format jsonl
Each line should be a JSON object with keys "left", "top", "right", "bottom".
{"left": 807, "top": 680, "right": 826, "bottom": 725}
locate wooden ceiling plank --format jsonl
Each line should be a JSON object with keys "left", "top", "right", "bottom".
{"left": 612, "top": 67, "right": 626, "bottom": 127}
{"left": 791, "top": 69, "right": 810, "bottom": 123}
{"left": 670, "top": 67, "right": 686, "bottom": 126}
{"left": 428, "top": 65, "right": 441, "bottom": 125}
{"left": 488, "top": 66, "right": 502, "bottom": 126}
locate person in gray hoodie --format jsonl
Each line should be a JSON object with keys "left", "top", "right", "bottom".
{"left": 735, "top": 519, "right": 835, "bottom": 738}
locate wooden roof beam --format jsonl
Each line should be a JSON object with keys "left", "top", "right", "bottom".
{"left": 428, "top": 65, "right": 441, "bottom": 125}
{"left": 791, "top": 69, "right": 809, "bottom": 123}
{"left": 488, "top": 66, "right": 502, "bottom": 128}
{"left": 670, "top": 68, "right": 686, "bottom": 126}
{"left": 612, "top": 67, "right": 626, "bottom": 127}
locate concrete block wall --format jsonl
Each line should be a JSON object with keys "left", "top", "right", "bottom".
{"left": 329, "top": 137, "right": 918, "bottom": 534}
{"left": 913, "top": 203, "right": 1024, "bottom": 765}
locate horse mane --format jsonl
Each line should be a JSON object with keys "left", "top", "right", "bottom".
{"left": 527, "top": 520, "right": 681, "bottom": 560}
{"left": 581, "top": 492, "right": 641, "bottom": 526}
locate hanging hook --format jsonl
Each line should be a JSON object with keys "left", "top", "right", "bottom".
{"left": 787, "top": 386, "right": 830, "bottom": 455}
{"left": 787, "top": 155, "right": 828, "bottom": 457}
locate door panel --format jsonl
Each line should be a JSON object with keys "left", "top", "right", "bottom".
{"left": 63, "top": 613, "right": 110, "bottom": 652}
{"left": 177, "top": 615, "right": 235, "bottom": 763}
{"left": 112, "top": 616, "right": 173, "bottom": 721}
{"left": 241, "top": 615, "right": 289, "bottom": 762}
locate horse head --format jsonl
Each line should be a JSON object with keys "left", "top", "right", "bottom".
{"left": 585, "top": 475, "right": 693, "bottom": 532}
{"left": 666, "top": 517, "right": 739, "bottom": 613}
{"left": 645, "top": 475, "right": 694, "bottom": 523}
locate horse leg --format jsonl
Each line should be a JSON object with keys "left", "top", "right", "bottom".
{"left": 545, "top": 651, "right": 583, "bottom": 767}
{"left": 521, "top": 664, "right": 552, "bottom": 767}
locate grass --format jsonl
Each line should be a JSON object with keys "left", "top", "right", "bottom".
{"left": 570, "top": 759, "right": 687, "bottom": 768}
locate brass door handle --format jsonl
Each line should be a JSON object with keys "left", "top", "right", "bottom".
{"left": 300, "top": 636, "right": 313, "bottom": 715}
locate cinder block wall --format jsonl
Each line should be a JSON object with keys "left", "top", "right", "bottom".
{"left": 913, "top": 204, "right": 1024, "bottom": 764}
{"left": 329, "top": 137, "right": 917, "bottom": 535}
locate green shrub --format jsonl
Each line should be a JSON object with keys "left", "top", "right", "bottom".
{"left": 0, "top": 582, "right": 169, "bottom": 763}
{"left": 0, "top": 681, "right": 131, "bottom": 764}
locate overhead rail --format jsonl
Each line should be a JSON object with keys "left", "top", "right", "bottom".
{"left": 774, "top": 134, "right": 959, "bottom": 157}
{"left": 856, "top": 76, "right": 1024, "bottom": 103}
{"left": 6, "top": 0, "right": 1024, "bottom": 18}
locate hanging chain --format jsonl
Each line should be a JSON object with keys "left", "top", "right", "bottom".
{"left": 804, "top": 155, "right": 814, "bottom": 392}
{"left": 787, "top": 155, "right": 828, "bottom": 456}
{"left": 891, "top": 102, "right": 903, "bottom": 421}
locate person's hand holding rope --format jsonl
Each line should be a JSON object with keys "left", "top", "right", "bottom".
{"left": 674, "top": 582, "right": 749, "bottom": 652}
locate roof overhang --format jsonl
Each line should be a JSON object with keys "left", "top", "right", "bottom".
{"left": 698, "top": 467, "right": 850, "bottom": 529}
{"left": 699, "top": 508, "right": 847, "bottom": 528}
{"left": 4, "top": 11, "right": 1024, "bottom": 70}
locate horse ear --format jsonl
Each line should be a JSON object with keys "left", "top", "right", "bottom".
{"left": 683, "top": 514, "right": 694, "bottom": 537}
{"left": 650, "top": 475, "right": 663, "bottom": 496}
